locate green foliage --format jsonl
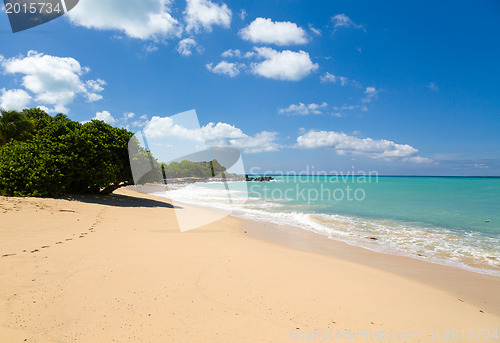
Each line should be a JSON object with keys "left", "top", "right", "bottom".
{"left": 162, "top": 159, "right": 226, "bottom": 178}
{"left": 0, "top": 109, "right": 35, "bottom": 146}
{"left": 0, "top": 109, "right": 134, "bottom": 197}
{"left": 127, "top": 135, "right": 163, "bottom": 185}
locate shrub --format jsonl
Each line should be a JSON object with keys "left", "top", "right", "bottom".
{"left": 0, "top": 109, "right": 135, "bottom": 197}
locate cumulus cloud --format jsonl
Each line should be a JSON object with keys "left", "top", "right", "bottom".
{"left": 362, "top": 86, "right": 378, "bottom": 103}
{"left": 185, "top": 0, "right": 231, "bottom": 33}
{"left": 67, "top": 0, "right": 180, "bottom": 40}
{"left": 143, "top": 117, "right": 279, "bottom": 153}
{"left": 93, "top": 110, "right": 116, "bottom": 125}
{"left": 143, "top": 116, "right": 199, "bottom": 141}
{"left": 221, "top": 49, "right": 241, "bottom": 58}
{"left": 331, "top": 14, "right": 365, "bottom": 31}
{"left": 177, "top": 38, "right": 201, "bottom": 56}
{"left": 0, "top": 89, "right": 32, "bottom": 111}
{"left": 296, "top": 130, "right": 431, "bottom": 162}
{"left": 1, "top": 51, "right": 105, "bottom": 113}
{"left": 251, "top": 47, "right": 318, "bottom": 81}
{"left": 279, "top": 102, "right": 328, "bottom": 115}
{"left": 202, "top": 122, "right": 280, "bottom": 153}
{"left": 240, "top": 17, "right": 308, "bottom": 46}
{"left": 206, "top": 61, "right": 242, "bottom": 77}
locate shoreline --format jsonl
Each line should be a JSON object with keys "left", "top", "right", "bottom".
{"left": 154, "top": 183, "right": 500, "bottom": 278}
{"left": 237, "top": 217, "right": 500, "bottom": 317}
{"left": 1, "top": 188, "right": 499, "bottom": 342}
{"left": 162, "top": 190, "right": 500, "bottom": 317}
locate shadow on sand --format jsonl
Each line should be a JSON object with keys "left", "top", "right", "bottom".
{"left": 63, "top": 193, "right": 177, "bottom": 209}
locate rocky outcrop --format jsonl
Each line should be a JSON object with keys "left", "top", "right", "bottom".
{"left": 245, "top": 175, "right": 274, "bottom": 182}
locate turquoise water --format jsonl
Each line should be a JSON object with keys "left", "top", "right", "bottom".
{"left": 157, "top": 176, "right": 500, "bottom": 276}
{"left": 250, "top": 176, "right": 500, "bottom": 236}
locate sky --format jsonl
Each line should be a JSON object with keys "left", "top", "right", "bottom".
{"left": 0, "top": 0, "right": 499, "bottom": 176}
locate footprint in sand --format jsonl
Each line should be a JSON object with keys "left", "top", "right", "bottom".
{"left": 55, "top": 242, "right": 63, "bottom": 245}
{"left": 65, "top": 238, "right": 72, "bottom": 241}
{"left": 31, "top": 249, "right": 39, "bottom": 253}
{"left": 41, "top": 245, "right": 50, "bottom": 249}
{"left": 2, "top": 253, "right": 16, "bottom": 257}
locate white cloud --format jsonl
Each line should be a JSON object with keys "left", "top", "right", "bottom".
{"left": 67, "top": 0, "right": 180, "bottom": 40}
{"left": 143, "top": 43, "right": 159, "bottom": 53}
{"left": 0, "top": 89, "right": 32, "bottom": 111}
{"left": 279, "top": 102, "right": 328, "bottom": 115}
{"left": 240, "top": 9, "right": 247, "bottom": 21}
{"left": 202, "top": 122, "right": 280, "bottom": 153}
{"left": 37, "top": 106, "right": 50, "bottom": 113}
{"left": 330, "top": 104, "right": 368, "bottom": 117}
{"left": 93, "top": 110, "right": 116, "bottom": 125}
{"left": 185, "top": 0, "right": 232, "bottom": 33}
{"left": 130, "top": 114, "right": 150, "bottom": 128}
{"left": 362, "top": 86, "right": 378, "bottom": 103}
{"left": 309, "top": 24, "right": 321, "bottom": 36}
{"left": 296, "top": 130, "right": 431, "bottom": 162}
{"left": 244, "top": 51, "right": 256, "bottom": 58}
{"left": 143, "top": 117, "right": 279, "bottom": 153}
{"left": 334, "top": 104, "right": 368, "bottom": 112}
{"left": 240, "top": 18, "right": 308, "bottom": 46}
{"left": 143, "top": 116, "right": 198, "bottom": 139}
{"left": 320, "top": 72, "right": 336, "bottom": 83}
{"left": 251, "top": 47, "right": 318, "bottom": 81}
{"left": 339, "top": 76, "right": 348, "bottom": 86}
{"left": 331, "top": 14, "right": 365, "bottom": 31}
{"left": 85, "top": 79, "right": 106, "bottom": 93}
{"left": 1, "top": 51, "right": 105, "bottom": 113}
{"left": 206, "top": 61, "right": 242, "bottom": 77}
{"left": 221, "top": 49, "right": 241, "bottom": 58}
{"left": 321, "top": 73, "right": 349, "bottom": 86}
{"left": 177, "top": 38, "right": 201, "bottom": 56}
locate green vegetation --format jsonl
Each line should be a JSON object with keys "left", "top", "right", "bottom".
{"left": 162, "top": 160, "right": 226, "bottom": 178}
{"left": 0, "top": 108, "right": 134, "bottom": 197}
{"left": 0, "top": 109, "right": 35, "bottom": 145}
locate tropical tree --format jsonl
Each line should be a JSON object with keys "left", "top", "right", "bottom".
{"left": 0, "top": 110, "right": 35, "bottom": 146}
{"left": 0, "top": 108, "right": 136, "bottom": 197}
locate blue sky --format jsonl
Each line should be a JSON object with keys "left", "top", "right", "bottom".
{"left": 1, "top": 0, "right": 499, "bottom": 175}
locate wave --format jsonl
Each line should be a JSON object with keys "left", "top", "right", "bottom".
{"left": 153, "top": 182, "right": 500, "bottom": 277}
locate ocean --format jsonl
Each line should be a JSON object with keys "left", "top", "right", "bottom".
{"left": 154, "top": 175, "right": 500, "bottom": 276}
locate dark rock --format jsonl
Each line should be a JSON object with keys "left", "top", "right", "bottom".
{"left": 245, "top": 174, "right": 274, "bottom": 182}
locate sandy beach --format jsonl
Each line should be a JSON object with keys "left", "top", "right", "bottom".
{"left": 1, "top": 188, "right": 499, "bottom": 342}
